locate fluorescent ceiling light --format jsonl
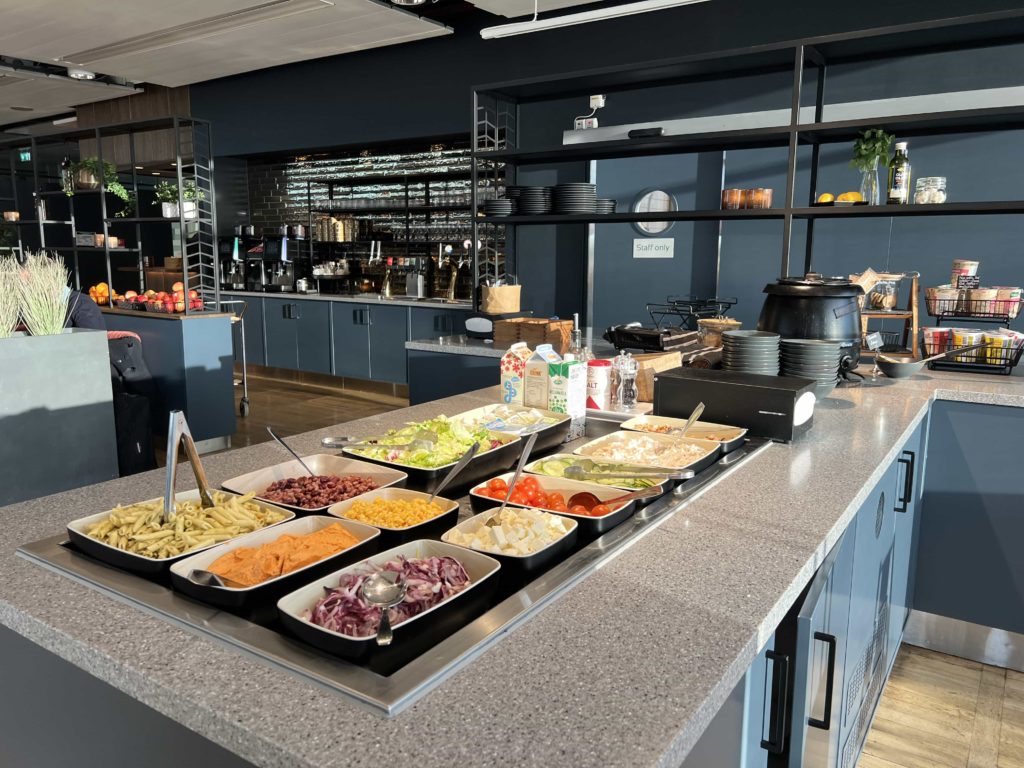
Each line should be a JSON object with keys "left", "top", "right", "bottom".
{"left": 480, "top": 0, "right": 710, "bottom": 39}
{"left": 64, "top": 0, "right": 335, "bottom": 64}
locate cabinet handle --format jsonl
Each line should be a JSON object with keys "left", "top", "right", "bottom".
{"left": 761, "top": 650, "right": 790, "bottom": 754}
{"left": 353, "top": 309, "right": 360, "bottom": 324}
{"left": 366, "top": 309, "right": 373, "bottom": 326}
{"left": 896, "top": 450, "right": 915, "bottom": 513}
{"left": 808, "top": 632, "right": 837, "bottom": 730}
{"left": 292, "top": 303, "right": 300, "bottom": 320}
{"left": 283, "top": 304, "right": 291, "bottom": 320}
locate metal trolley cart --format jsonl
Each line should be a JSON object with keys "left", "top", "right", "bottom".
{"left": 219, "top": 300, "right": 251, "bottom": 417}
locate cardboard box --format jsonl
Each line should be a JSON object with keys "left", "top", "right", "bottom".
{"left": 635, "top": 352, "right": 683, "bottom": 402}
{"left": 499, "top": 342, "right": 532, "bottom": 405}
{"left": 524, "top": 344, "right": 562, "bottom": 408}
{"left": 548, "top": 360, "right": 587, "bottom": 441}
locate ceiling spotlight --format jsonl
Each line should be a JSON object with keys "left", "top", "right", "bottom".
{"left": 67, "top": 67, "right": 96, "bottom": 80}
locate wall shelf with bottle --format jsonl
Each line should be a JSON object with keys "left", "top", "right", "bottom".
{"left": 470, "top": 8, "right": 1024, "bottom": 286}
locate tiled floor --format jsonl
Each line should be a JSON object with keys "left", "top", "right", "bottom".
{"left": 230, "top": 374, "right": 405, "bottom": 448}
{"left": 858, "top": 644, "right": 1024, "bottom": 768}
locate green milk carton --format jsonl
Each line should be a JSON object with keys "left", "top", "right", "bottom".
{"left": 548, "top": 360, "right": 587, "bottom": 441}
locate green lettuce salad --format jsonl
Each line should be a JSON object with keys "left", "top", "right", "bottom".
{"left": 349, "top": 416, "right": 504, "bottom": 469}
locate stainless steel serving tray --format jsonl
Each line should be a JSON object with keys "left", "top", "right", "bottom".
{"left": 18, "top": 422, "right": 770, "bottom": 717}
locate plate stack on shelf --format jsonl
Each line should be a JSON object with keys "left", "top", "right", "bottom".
{"left": 553, "top": 183, "right": 597, "bottom": 214}
{"left": 780, "top": 339, "right": 841, "bottom": 398}
{"left": 516, "top": 186, "right": 553, "bottom": 215}
{"left": 596, "top": 198, "right": 617, "bottom": 215}
{"left": 722, "top": 330, "right": 780, "bottom": 375}
{"left": 481, "top": 198, "right": 513, "bottom": 217}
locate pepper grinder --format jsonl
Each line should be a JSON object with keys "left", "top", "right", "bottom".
{"left": 614, "top": 351, "right": 638, "bottom": 409}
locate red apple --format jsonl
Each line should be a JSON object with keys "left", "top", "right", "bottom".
{"left": 188, "top": 290, "right": 198, "bottom": 300}
{"left": 174, "top": 300, "right": 186, "bottom": 312}
{"left": 124, "top": 290, "right": 138, "bottom": 300}
{"left": 171, "top": 281, "right": 184, "bottom": 293}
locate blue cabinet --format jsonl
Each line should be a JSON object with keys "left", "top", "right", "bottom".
{"left": 292, "top": 300, "right": 332, "bottom": 374}
{"left": 332, "top": 303, "right": 371, "bottom": 380}
{"left": 221, "top": 293, "right": 264, "bottom": 367}
{"left": 263, "top": 298, "right": 297, "bottom": 369}
{"left": 788, "top": 528, "right": 856, "bottom": 768}
{"left": 888, "top": 418, "right": 926, "bottom": 670}
{"left": 409, "top": 307, "right": 465, "bottom": 339}
{"left": 369, "top": 305, "right": 409, "bottom": 384}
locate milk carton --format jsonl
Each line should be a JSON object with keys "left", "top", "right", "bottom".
{"left": 524, "top": 344, "right": 562, "bottom": 409}
{"left": 548, "top": 360, "right": 587, "bottom": 441}
{"left": 499, "top": 342, "right": 532, "bottom": 405}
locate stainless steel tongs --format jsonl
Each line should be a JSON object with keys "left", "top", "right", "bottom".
{"left": 164, "top": 410, "right": 215, "bottom": 522}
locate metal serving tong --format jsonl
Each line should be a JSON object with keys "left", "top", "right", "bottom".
{"left": 164, "top": 410, "right": 215, "bottom": 523}
{"left": 321, "top": 430, "right": 437, "bottom": 453}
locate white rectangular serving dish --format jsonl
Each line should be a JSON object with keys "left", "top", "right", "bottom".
{"left": 328, "top": 487, "right": 460, "bottom": 544}
{"left": 442, "top": 506, "right": 578, "bottom": 563}
{"left": 66, "top": 490, "right": 295, "bottom": 575}
{"left": 573, "top": 431, "right": 721, "bottom": 471}
{"left": 221, "top": 454, "right": 407, "bottom": 513}
{"left": 524, "top": 454, "right": 671, "bottom": 492}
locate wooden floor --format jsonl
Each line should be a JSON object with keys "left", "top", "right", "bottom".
{"left": 859, "top": 644, "right": 1024, "bottom": 768}
{"left": 230, "top": 374, "right": 405, "bottom": 448}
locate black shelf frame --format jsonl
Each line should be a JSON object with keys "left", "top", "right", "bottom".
{"left": 471, "top": 8, "right": 1024, "bottom": 285}
{"left": 0, "top": 116, "right": 219, "bottom": 315}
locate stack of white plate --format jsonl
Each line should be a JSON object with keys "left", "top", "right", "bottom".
{"left": 780, "top": 339, "right": 841, "bottom": 398}
{"left": 722, "top": 330, "right": 780, "bottom": 375}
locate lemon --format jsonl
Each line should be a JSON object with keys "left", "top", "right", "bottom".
{"left": 817, "top": 193, "right": 835, "bottom": 204}
{"left": 837, "top": 191, "right": 864, "bottom": 203}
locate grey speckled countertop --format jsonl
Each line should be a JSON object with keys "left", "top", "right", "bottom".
{"left": 220, "top": 289, "right": 473, "bottom": 311}
{"left": 1, "top": 371, "right": 1023, "bottom": 768}
{"left": 406, "top": 334, "right": 619, "bottom": 358}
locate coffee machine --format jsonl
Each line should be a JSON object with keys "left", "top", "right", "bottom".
{"left": 218, "top": 237, "right": 246, "bottom": 291}
{"left": 262, "top": 236, "right": 295, "bottom": 292}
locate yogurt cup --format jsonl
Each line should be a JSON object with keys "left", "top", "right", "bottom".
{"left": 950, "top": 259, "right": 979, "bottom": 288}
{"left": 921, "top": 327, "right": 951, "bottom": 356}
{"left": 951, "top": 328, "right": 985, "bottom": 362}
{"left": 983, "top": 332, "right": 1014, "bottom": 366}
{"left": 993, "top": 286, "right": 1022, "bottom": 318}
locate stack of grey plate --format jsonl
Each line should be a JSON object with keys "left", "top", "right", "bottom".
{"left": 596, "top": 198, "right": 617, "bottom": 214}
{"left": 553, "top": 183, "right": 598, "bottom": 214}
{"left": 516, "top": 186, "right": 553, "bottom": 214}
{"left": 722, "top": 330, "right": 780, "bottom": 375}
{"left": 780, "top": 339, "right": 841, "bottom": 398}
{"left": 482, "top": 198, "right": 513, "bottom": 216}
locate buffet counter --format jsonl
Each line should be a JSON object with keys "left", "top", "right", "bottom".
{"left": 221, "top": 289, "right": 473, "bottom": 312}
{"left": 1, "top": 370, "right": 1023, "bottom": 768}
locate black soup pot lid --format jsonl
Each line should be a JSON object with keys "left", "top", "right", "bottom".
{"left": 764, "top": 272, "right": 864, "bottom": 298}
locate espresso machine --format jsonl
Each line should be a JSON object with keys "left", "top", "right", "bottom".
{"left": 218, "top": 237, "right": 247, "bottom": 291}
{"left": 261, "top": 236, "right": 295, "bottom": 292}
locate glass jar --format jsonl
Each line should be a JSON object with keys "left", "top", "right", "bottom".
{"left": 721, "top": 188, "right": 743, "bottom": 210}
{"left": 869, "top": 280, "right": 899, "bottom": 310}
{"left": 914, "top": 176, "right": 947, "bottom": 205}
{"left": 747, "top": 188, "right": 774, "bottom": 209}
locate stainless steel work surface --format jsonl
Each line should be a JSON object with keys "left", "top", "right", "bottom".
{"left": 18, "top": 436, "right": 769, "bottom": 716}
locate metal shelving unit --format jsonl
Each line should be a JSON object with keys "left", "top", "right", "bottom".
{"left": 471, "top": 8, "right": 1024, "bottom": 286}
{"left": 0, "top": 116, "right": 219, "bottom": 315}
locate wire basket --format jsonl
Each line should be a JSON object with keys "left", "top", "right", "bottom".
{"left": 926, "top": 335, "right": 1024, "bottom": 376}
{"left": 926, "top": 295, "right": 1023, "bottom": 321}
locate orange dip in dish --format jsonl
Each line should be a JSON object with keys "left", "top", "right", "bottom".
{"left": 208, "top": 524, "right": 361, "bottom": 587}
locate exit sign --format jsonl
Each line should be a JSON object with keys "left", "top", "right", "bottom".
{"left": 18, "top": 149, "right": 31, "bottom": 162}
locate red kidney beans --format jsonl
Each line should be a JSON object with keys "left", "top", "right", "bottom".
{"left": 262, "top": 475, "right": 379, "bottom": 508}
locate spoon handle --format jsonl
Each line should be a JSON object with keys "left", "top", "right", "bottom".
{"left": 267, "top": 427, "right": 315, "bottom": 476}
{"left": 376, "top": 607, "right": 394, "bottom": 647}
{"left": 606, "top": 486, "right": 667, "bottom": 505}
{"left": 676, "top": 402, "right": 705, "bottom": 436}
{"left": 499, "top": 431, "right": 539, "bottom": 515}
{"left": 430, "top": 441, "right": 480, "bottom": 503}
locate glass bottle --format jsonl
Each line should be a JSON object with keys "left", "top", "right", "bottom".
{"left": 60, "top": 156, "right": 73, "bottom": 196}
{"left": 381, "top": 257, "right": 394, "bottom": 298}
{"left": 887, "top": 142, "right": 912, "bottom": 205}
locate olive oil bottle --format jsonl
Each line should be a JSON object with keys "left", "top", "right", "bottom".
{"left": 887, "top": 141, "right": 912, "bottom": 204}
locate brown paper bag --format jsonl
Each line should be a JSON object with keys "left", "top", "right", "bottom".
{"left": 481, "top": 285, "right": 521, "bottom": 314}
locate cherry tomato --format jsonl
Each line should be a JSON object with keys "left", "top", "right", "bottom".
{"left": 509, "top": 491, "right": 530, "bottom": 505}
{"left": 591, "top": 504, "right": 611, "bottom": 517}
{"left": 520, "top": 476, "right": 540, "bottom": 493}
{"left": 550, "top": 501, "right": 568, "bottom": 512}
{"left": 547, "top": 492, "right": 565, "bottom": 506}
{"left": 569, "top": 504, "right": 590, "bottom": 516}
{"left": 487, "top": 478, "right": 508, "bottom": 493}
{"left": 473, "top": 486, "right": 488, "bottom": 496}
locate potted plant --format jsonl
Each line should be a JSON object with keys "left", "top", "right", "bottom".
{"left": 850, "top": 129, "right": 894, "bottom": 205}
{"left": 154, "top": 179, "right": 205, "bottom": 219}
{"left": 67, "top": 158, "right": 133, "bottom": 216}
{"left": 0, "top": 255, "right": 19, "bottom": 339}
{"left": 17, "top": 252, "right": 70, "bottom": 336}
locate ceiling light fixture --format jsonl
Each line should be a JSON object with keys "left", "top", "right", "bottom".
{"left": 64, "top": 0, "right": 335, "bottom": 64}
{"left": 10, "top": 106, "right": 33, "bottom": 112}
{"left": 52, "top": 116, "right": 78, "bottom": 125}
{"left": 480, "top": 0, "right": 710, "bottom": 39}
{"left": 67, "top": 67, "right": 96, "bottom": 80}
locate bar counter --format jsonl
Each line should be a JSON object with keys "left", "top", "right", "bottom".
{"left": 1, "top": 370, "right": 1023, "bottom": 767}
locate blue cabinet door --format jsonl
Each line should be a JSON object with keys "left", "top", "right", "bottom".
{"left": 332, "top": 303, "right": 370, "bottom": 380}
{"left": 840, "top": 456, "right": 899, "bottom": 766}
{"left": 263, "top": 297, "right": 298, "bottom": 370}
{"left": 221, "top": 293, "right": 265, "bottom": 367}
{"left": 741, "top": 633, "right": 780, "bottom": 768}
{"left": 369, "top": 305, "right": 409, "bottom": 384}
{"left": 789, "top": 527, "right": 856, "bottom": 768}
{"left": 888, "top": 418, "right": 926, "bottom": 670}
{"left": 292, "top": 300, "right": 332, "bottom": 375}
{"left": 409, "top": 307, "right": 465, "bottom": 339}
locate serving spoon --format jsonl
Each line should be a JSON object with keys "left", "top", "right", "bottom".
{"left": 566, "top": 486, "right": 665, "bottom": 512}
{"left": 267, "top": 427, "right": 314, "bottom": 476}
{"left": 667, "top": 402, "right": 705, "bottom": 436}
{"left": 361, "top": 571, "right": 408, "bottom": 647}
{"left": 429, "top": 441, "right": 480, "bottom": 504}
{"left": 187, "top": 569, "right": 248, "bottom": 589}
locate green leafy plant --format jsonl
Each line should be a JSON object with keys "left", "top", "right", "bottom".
{"left": 69, "top": 157, "right": 131, "bottom": 204}
{"left": 850, "top": 129, "right": 894, "bottom": 172}
{"left": 0, "top": 255, "right": 20, "bottom": 338}
{"left": 115, "top": 190, "right": 137, "bottom": 218}
{"left": 153, "top": 179, "right": 206, "bottom": 204}
{"left": 17, "top": 251, "right": 70, "bottom": 336}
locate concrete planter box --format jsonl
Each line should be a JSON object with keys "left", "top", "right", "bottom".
{"left": 0, "top": 329, "right": 118, "bottom": 507}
